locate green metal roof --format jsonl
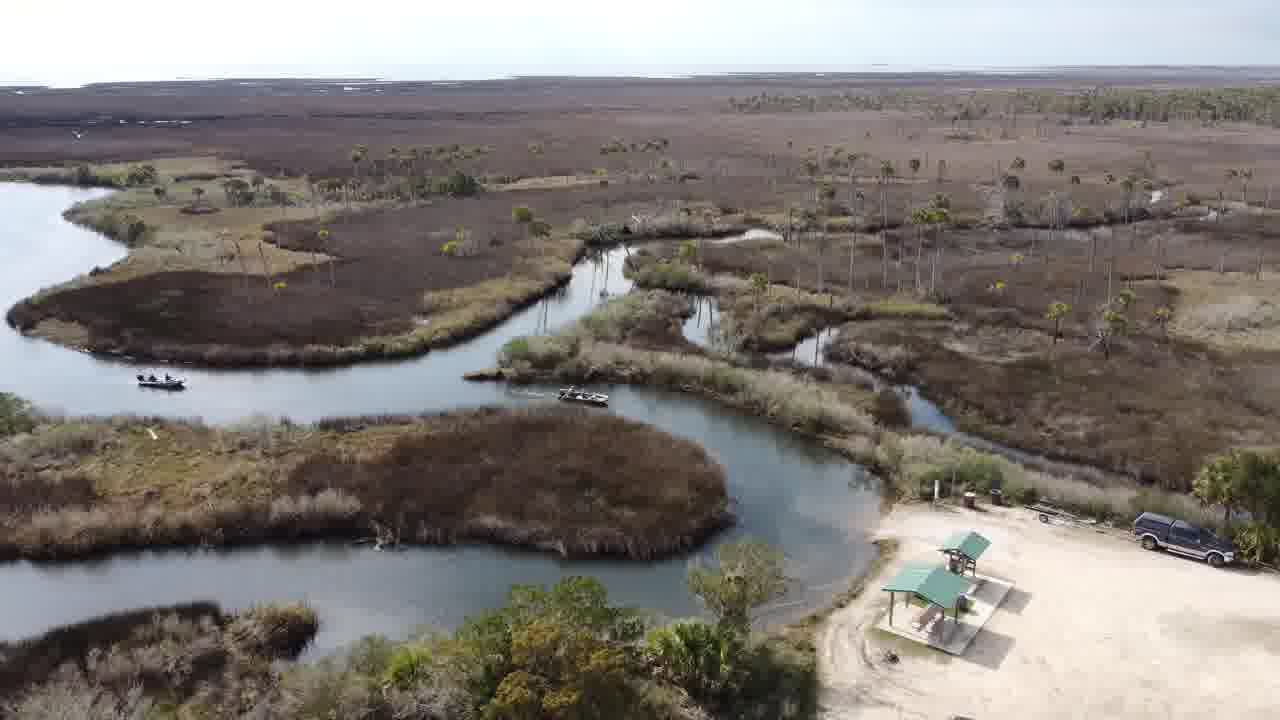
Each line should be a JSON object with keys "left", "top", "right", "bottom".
{"left": 881, "top": 563, "right": 971, "bottom": 610}
{"left": 940, "top": 531, "right": 991, "bottom": 561}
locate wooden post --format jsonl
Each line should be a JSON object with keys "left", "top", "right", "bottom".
{"left": 889, "top": 591, "right": 895, "bottom": 626}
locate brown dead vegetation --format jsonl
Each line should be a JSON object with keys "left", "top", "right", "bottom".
{"left": 0, "top": 601, "right": 318, "bottom": 716}
{"left": 0, "top": 407, "right": 730, "bottom": 561}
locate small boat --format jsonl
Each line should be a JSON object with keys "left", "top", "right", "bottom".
{"left": 558, "top": 386, "right": 609, "bottom": 406}
{"left": 136, "top": 373, "right": 186, "bottom": 391}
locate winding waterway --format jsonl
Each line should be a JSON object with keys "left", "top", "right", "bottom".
{"left": 0, "top": 184, "right": 880, "bottom": 653}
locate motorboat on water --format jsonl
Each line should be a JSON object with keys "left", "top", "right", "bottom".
{"left": 558, "top": 386, "right": 609, "bottom": 406}
{"left": 136, "top": 373, "right": 186, "bottom": 391}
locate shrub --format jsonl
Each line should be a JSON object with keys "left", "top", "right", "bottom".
{"left": 279, "top": 660, "right": 379, "bottom": 720}
{"left": 1232, "top": 523, "right": 1280, "bottom": 566}
{"left": 384, "top": 643, "right": 435, "bottom": 690}
{"left": 229, "top": 602, "right": 320, "bottom": 659}
{"left": 499, "top": 335, "right": 578, "bottom": 370}
{"left": 629, "top": 261, "right": 710, "bottom": 293}
{"left": 124, "top": 164, "right": 158, "bottom": 186}
{"left": 441, "top": 240, "right": 460, "bottom": 256}
{"left": 0, "top": 392, "right": 35, "bottom": 437}
{"left": 870, "top": 389, "right": 910, "bottom": 428}
{"left": 435, "top": 171, "right": 480, "bottom": 197}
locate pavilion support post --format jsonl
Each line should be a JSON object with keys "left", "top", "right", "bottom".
{"left": 889, "top": 591, "right": 894, "bottom": 626}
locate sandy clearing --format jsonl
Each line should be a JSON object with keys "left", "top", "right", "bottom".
{"left": 819, "top": 503, "right": 1280, "bottom": 720}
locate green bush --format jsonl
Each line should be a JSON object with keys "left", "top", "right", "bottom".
{"left": 0, "top": 392, "right": 35, "bottom": 437}
{"left": 435, "top": 171, "right": 480, "bottom": 197}
{"left": 499, "top": 335, "right": 578, "bottom": 370}
{"left": 630, "top": 261, "right": 710, "bottom": 293}
{"left": 1232, "top": 523, "right": 1280, "bottom": 566}
{"left": 384, "top": 644, "right": 434, "bottom": 690}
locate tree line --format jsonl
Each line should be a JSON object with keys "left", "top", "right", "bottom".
{"left": 728, "top": 86, "right": 1280, "bottom": 128}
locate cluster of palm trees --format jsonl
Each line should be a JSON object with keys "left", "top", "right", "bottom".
{"left": 316, "top": 143, "right": 488, "bottom": 208}
{"left": 221, "top": 175, "right": 292, "bottom": 210}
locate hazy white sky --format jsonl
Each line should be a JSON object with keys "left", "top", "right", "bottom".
{"left": 5, "top": 1, "right": 1276, "bottom": 86}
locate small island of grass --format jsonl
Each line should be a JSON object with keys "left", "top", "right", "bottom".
{"left": 0, "top": 398, "right": 731, "bottom": 561}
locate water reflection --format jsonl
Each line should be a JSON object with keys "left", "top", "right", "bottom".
{"left": 0, "top": 185, "right": 881, "bottom": 650}
{"left": 0, "top": 388, "right": 879, "bottom": 652}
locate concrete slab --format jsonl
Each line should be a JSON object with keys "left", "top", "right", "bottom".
{"left": 877, "top": 573, "right": 1015, "bottom": 656}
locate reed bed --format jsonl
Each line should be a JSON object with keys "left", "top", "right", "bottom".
{"left": 0, "top": 406, "right": 730, "bottom": 561}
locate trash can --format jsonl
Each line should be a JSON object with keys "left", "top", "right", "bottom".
{"left": 963, "top": 491, "right": 977, "bottom": 509}
{"left": 990, "top": 488, "right": 1004, "bottom": 507}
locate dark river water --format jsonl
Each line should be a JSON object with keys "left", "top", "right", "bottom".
{"left": 0, "top": 183, "right": 881, "bottom": 653}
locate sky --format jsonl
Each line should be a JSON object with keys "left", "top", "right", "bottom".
{"left": 4, "top": 1, "right": 1278, "bottom": 86}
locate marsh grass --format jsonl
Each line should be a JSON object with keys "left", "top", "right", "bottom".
{"left": 1, "top": 601, "right": 319, "bottom": 717}
{"left": 878, "top": 434, "right": 1221, "bottom": 528}
{"left": 7, "top": 158, "right": 589, "bottom": 366}
{"left": 0, "top": 406, "right": 730, "bottom": 561}
{"left": 627, "top": 259, "right": 711, "bottom": 293}
{"left": 857, "top": 298, "right": 951, "bottom": 321}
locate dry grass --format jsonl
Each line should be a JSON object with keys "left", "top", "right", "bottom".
{"left": 0, "top": 406, "right": 730, "bottom": 560}
{"left": 825, "top": 315, "right": 1279, "bottom": 490}
{"left": 859, "top": 297, "right": 951, "bottom": 320}
{"left": 878, "top": 433, "right": 1222, "bottom": 528}
{"left": 1165, "top": 270, "right": 1280, "bottom": 350}
{"left": 1, "top": 601, "right": 319, "bottom": 717}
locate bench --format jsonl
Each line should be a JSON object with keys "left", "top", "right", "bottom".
{"left": 912, "top": 604, "right": 943, "bottom": 632}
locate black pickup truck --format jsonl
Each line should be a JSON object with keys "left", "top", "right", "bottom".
{"left": 1133, "top": 511, "right": 1236, "bottom": 568}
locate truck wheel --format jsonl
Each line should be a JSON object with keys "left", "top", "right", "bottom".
{"left": 1141, "top": 536, "right": 1158, "bottom": 551}
{"left": 1039, "top": 514, "right": 1050, "bottom": 524}
{"left": 1207, "top": 553, "right": 1225, "bottom": 568}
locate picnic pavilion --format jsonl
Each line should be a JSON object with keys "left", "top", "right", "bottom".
{"left": 939, "top": 530, "right": 991, "bottom": 577}
{"left": 881, "top": 562, "right": 972, "bottom": 640}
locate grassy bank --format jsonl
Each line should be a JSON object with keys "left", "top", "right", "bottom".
{"left": 492, "top": 292, "right": 1224, "bottom": 531}
{"left": 0, "top": 403, "right": 731, "bottom": 561}
{"left": 4, "top": 157, "right": 596, "bottom": 366}
{"left": 825, "top": 314, "right": 1277, "bottom": 491}
{"left": 767, "top": 538, "right": 900, "bottom": 715}
{"left": 1, "top": 601, "right": 319, "bottom": 716}
{"left": 876, "top": 433, "right": 1222, "bottom": 529}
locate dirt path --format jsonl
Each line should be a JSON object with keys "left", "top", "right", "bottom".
{"left": 818, "top": 503, "right": 1280, "bottom": 720}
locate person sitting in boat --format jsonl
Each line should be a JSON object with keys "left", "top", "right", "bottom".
{"left": 164, "top": 373, "right": 173, "bottom": 382}
{"left": 147, "top": 374, "right": 158, "bottom": 382}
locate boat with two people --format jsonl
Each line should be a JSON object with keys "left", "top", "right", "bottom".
{"left": 557, "top": 386, "right": 609, "bottom": 407}
{"left": 136, "top": 372, "right": 187, "bottom": 391}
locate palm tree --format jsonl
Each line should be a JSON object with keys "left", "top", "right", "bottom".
{"left": 318, "top": 228, "right": 335, "bottom": 287}
{"left": 1195, "top": 453, "right": 1243, "bottom": 532}
{"left": 1048, "top": 159, "right": 1067, "bottom": 233}
{"left": 351, "top": 144, "right": 368, "bottom": 183}
{"left": 749, "top": 273, "right": 769, "bottom": 311}
{"left": 1242, "top": 169, "right": 1254, "bottom": 204}
{"left": 846, "top": 152, "right": 862, "bottom": 208}
{"left": 1100, "top": 309, "right": 1127, "bottom": 359}
{"left": 1046, "top": 301, "right": 1071, "bottom": 344}
{"left": 1153, "top": 306, "right": 1173, "bottom": 340}
{"left": 908, "top": 157, "right": 921, "bottom": 206}
{"left": 386, "top": 147, "right": 401, "bottom": 191}
{"left": 1121, "top": 175, "right": 1137, "bottom": 224}
{"left": 879, "top": 160, "right": 896, "bottom": 289}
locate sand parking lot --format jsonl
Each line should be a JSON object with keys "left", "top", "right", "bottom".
{"left": 819, "top": 504, "right": 1280, "bottom": 720}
